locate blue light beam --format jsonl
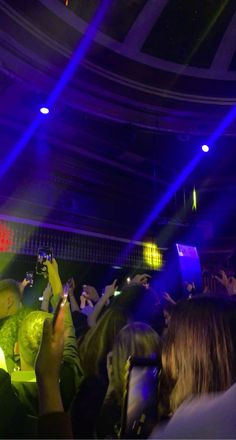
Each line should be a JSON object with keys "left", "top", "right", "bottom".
{"left": 0, "top": 0, "right": 111, "bottom": 180}
{"left": 208, "top": 105, "right": 236, "bottom": 147}
{"left": 0, "top": 115, "right": 42, "bottom": 179}
{"left": 133, "top": 152, "right": 202, "bottom": 242}
{"left": 115, "top": 151, "right": 203, "bottom": 267}
{"left": 46, "top": 0, "right": 112, "bottom": 109}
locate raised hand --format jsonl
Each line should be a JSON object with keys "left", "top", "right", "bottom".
{"left": 130, "top": 273, "right": 151, "bottom": 286}
{"left": 162, "top": 292, "right": 176, "bottom": 305}
{"left": 67, "top": 278, "right": 76, "bottom": 295}
{"left": 215, "top": 270, "right": 236, "bottom": 296}
{"left": 227, "top": 276, "right": 236, "bottom": 295}
{"left": 18, "top": 278, "right": 31, "bottom": 298}
{"left": 43, "top": 258, "right": 63, "bottom": 296}
{"left": 215, "top": 270, "right": 229, "bottom": 288}
{"left": 103, "top": 279, "right": 118, "bottom": 299}
{"left": 82, "top": 285, "right": 99, "bottom": 303}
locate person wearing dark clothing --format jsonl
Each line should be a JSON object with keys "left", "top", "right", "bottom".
{"left": 0, "top": 368, "right": 37, "bottom": 438}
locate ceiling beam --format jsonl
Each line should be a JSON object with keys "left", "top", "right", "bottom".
{"left": 123, "top": 0, "right": 169, "bottom": 54}
{"left": 211, "top": 10, "right": 236, "bottom": 71}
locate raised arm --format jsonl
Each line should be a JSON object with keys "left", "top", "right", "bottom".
{"left": 35, "top": 308, "right": 65, "bottom": 415}
{"left": 41, "top": 283, "right": 53, "bottom": 312}
{"left": 67, "top": 278, "right": 80, "bottom": 313}
{"left": 87, "top": 279, "right": 117, "bottom": 327}
{"left": 44, "top": 258, "right": 63, "bottom": 297}
{"left": 35, "top": 305, "right": 73, "bottom": 439}
{"left": 215, "top": 270, "right": 236, "bottom": 295}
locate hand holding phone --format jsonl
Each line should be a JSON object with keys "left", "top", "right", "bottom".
{"left": 26, "top": 271, "right": 34, "bottom": 287}
{"left": 36, "top": 247, "right": 53, "bottom": 277}
{"left": 103, "top": 279, "right": 118, "bottom": 298}
{"left": 120, "top": 357, "right": 159, "bottom": 439}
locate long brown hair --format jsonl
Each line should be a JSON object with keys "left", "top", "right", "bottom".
{"left": 162, "top": 296, "right": 236, "bottom": 413}
{"left": 78, "top": 306, "right": 128, "bottom": 379}
{"left": 111, "top": 322, "right": 161, "bottom": 405}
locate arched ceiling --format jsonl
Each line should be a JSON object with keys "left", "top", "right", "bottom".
{"left": 0, "top": 0, "right": 236, "bottom": 250}
{"left": 1, "top": 0, "right": 236, "bottom": 132}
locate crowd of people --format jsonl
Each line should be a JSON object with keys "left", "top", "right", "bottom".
{"left": 0, "top": 256, "right": 236, "bottom": 439}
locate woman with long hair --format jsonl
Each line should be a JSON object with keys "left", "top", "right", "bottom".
{"left": 162, "top": 295, "right": 236, "bottom": 414}
{"left": 96, "top": 321, "right": 162, "bottom": 438}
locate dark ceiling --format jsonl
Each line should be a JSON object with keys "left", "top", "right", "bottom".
{"left": 0, "top": 0, "right": 236, "bottom": 254}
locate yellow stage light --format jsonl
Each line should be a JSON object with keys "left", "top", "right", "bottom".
{"left": 143, "top": 242, "right": 163, "bottom": 270}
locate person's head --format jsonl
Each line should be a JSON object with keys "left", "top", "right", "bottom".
{"left": 162, "top": 295, "right": 236, "bottom": 413}
{"left": 112, "top": 284, "right": 158, "bottom": 327}
{"left": 111, "top": 322, "right": 161, "bottom": 404}
{"left": 0, "top": 279, "right": 21, "bottom": 320}
{"left": 79, "top": 306, "right": 129, "bottom": 379}
{"left": 82, "top": 285, "right": 99, "bottom": 305}
{"left": 18, "top": 310, "right": 52, "bottom": 370}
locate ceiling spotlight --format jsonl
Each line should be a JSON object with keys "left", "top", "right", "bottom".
{"left": 40, "top": 107, "right": 49, "bottom": 114}
{"left": 201, "top": 144, "right": 209, "bottom": 153}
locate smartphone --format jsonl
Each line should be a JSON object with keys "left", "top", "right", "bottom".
{"left": 120, "top": 357, "right": 159, "bottom": 439}
{"left": 67, "top": 277, "right": 75, "bottom": 290}
{"left": 36, "top": 247, "right": 53, "bottom": 276}
{"left": 26, "top": 271, "right": 34, "bottom": 287}
{"left": 52, "top": 291, "right": 68, "bottom": 328}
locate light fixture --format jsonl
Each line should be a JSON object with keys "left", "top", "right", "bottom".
{"left": 40, "top": 107, "right": 49, "bottom": 115}
{"left": 201, "top": 144, "right": 209, "bottom": 153}
{"left": 143, "top": 242, "right": 163, "bottom": 270}
{"left": 192, "top": 186, "right": 197, "bottom": 211}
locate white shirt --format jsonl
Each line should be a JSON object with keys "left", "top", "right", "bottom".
{"left": 151, "top": 383, "right": 236, "bottom": 439}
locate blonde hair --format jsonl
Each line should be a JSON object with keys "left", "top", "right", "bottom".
{"left": 111, "top": 322, "right": 161, "bottom": 404}
{"left": 18, "top": 311, "right": 52, "bottom": 368}
{"left": 0, "top": 279, "right": 21, "bottom": 300}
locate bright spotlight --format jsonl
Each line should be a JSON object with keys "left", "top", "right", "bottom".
{"left": 202, "top": 144, "right": 209, "bottom": 153}
{"left": 40, "top": 107, "right": 49, "bottom": 115}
